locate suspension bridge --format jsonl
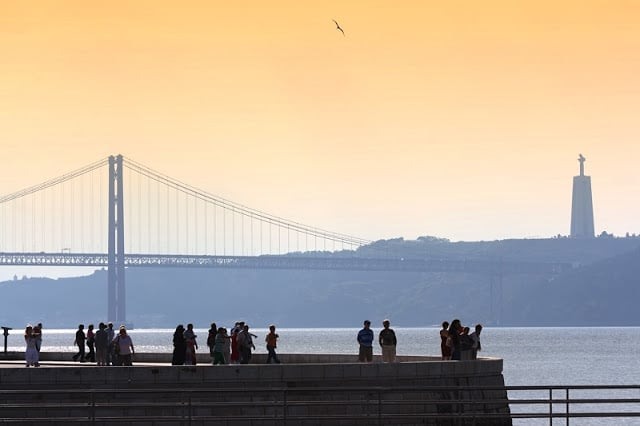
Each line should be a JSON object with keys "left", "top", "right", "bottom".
{"left": 0, "top": 155, "right": 569, "bottom": 324}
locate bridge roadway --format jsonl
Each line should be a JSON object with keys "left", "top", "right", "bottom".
{"left": 0, "top": 252, "right": 570, "bottom": 275}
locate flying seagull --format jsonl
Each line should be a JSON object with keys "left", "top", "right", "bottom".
{"left": 333, "top": 19, "right": 345, "bottom": 36}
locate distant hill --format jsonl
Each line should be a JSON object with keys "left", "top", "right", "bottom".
{"left": 505, "top": 246, "right": 640, "bottom": 326}
{"left": 1, "top": 236, "right": 639, "bottom": 328}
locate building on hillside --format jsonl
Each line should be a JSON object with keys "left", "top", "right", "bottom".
{"left": 570, "top": 154, "right": 595, "bottom": 238}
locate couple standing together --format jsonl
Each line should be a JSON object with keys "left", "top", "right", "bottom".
{"left": 357, "top": 319, "right": 397, "bottom": 363}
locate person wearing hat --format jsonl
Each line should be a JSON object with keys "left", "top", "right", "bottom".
{"left": 357, "top": 320, "right": 374, "bottom": 362}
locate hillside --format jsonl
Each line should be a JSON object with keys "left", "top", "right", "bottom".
{"left": 1, "top": 236, "right": 639, "bottom": 328}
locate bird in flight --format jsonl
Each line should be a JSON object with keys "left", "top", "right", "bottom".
{"left": 333, "top": 19, "right": 345, "bottom": 36}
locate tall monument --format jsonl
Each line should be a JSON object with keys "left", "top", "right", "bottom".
{"left": 570, "top": 154, "right": 595, "bottom": 238}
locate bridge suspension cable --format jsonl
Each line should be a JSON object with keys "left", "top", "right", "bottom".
{"left": 122, "top": 156, "right": 370, "bottom": 255}
{"left": 0, "top": 157, "right": 109, "bottom": 255}
{"left": 0, "top": 157, "right": 109, "bottom": 204}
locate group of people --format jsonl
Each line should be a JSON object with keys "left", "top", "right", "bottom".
{"left": 172, "top": 321, "right": 280, "bottom": 366}
{"left": 356, "top": 318, "right": 483, "bottom": 362}
{"left": 72, "top": 322, "right": 135, "bottom": 366}
{"left": 26, "top": 320, "right": 482, "bottom": 366}
{"left": 440, "top": 319, "right": 482, "bottom": 361}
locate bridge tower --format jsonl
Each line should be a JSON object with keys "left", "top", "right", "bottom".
{"left": 107, "top": 155, "right": 126, "bottom": 325}
{"left": 570, "top": 154, "right": 595, "bottom": 238}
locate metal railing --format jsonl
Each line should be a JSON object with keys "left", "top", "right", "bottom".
{"left": 507, "top": 384, "right": 640, "bottom": 425}
{"left": 0, "top": 384, "right": 637, "bottom": 424}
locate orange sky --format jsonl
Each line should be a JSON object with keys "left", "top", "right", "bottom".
{"left": 1, "top": 1, "right": 639, "bottom": 242}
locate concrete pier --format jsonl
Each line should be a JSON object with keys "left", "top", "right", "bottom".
{"left": 0, "top": 352, "right": 511, "bottom": 425}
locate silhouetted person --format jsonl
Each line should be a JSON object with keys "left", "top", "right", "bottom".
{"left": 106, "top": 322, "right": 115, "bottom": 366}
{"left": 440, "top": 321, "right": 451, "bottom": 360}
{"left": 470, "top": 324, "right": 483, "bottom": 360}
{"left": 172, "top": 324, "right": 186, "bottom": 365}
{"left": 357, "top": 320, "right": 374, "bottom": 362}
{"left": 86, "top": 324, "right": 96, "bottom": 362}
{"left": 72, "top": 324, "right": 86, "bottom": 362}
{"left": 378, "top": 319, "right": 397, "bottom": 363}
{"left": 448, "top": 319, "right": 462, "bottom": 360}
{"left": 33, "top": 323, "right": 42, "bottom": 353}
{"left": 94, "top": 322, "right": 109, "bottom": 366}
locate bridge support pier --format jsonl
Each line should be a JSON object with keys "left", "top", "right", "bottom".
{"left": 107, "top": 155, "right": 126, "bottom": 325}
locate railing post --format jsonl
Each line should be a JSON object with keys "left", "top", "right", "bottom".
{"left": 566, "top": 388, "right": 570, "bottom": 426}
{"left": 1, "top": 327, "right": 11, "bottom": 353}
{"left": 549, "top": 388, "right": 553, "bottom": 426}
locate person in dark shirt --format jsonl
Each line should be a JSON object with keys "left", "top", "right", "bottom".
{"left": 448, "top": 319, "right": 462, "bottom": 360}
{"left": 357, "top": 320, "right": 374, "bottom": 362}
{"left": 86, "top": 324, "right": 96, "bottom": 362}
{"left": 378, "top": 319, "right": 397, "bottom": 363}
{"left": 172, "top": 324, "right": 186, "bottom": 365}
{"left": 72, "top": 324, "right": 86, "bottom": 362}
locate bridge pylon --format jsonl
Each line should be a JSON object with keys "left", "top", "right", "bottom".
{"left": 107, "top": 155, "right": 126, "bottom": 325}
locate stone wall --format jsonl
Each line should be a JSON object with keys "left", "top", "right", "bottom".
{"left": 0, "top": 353, "right": 511, "bottom": 425}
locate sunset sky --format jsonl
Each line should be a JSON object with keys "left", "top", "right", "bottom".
{"left": 2, "top": 1, "right": 639, "bottom": 242}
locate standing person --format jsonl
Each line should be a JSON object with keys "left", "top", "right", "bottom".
{"left": 72, "top": 324, "right": 86, "bottom": 362}
{"left": 212, "top": 327, "right": 227, "bottom": 365}
{"left": 448, "top": 319, "right": 463, "bottom": 361}
{"left": 206, "top": 322, "right": 217, "bottom": 363}
{"left": 172, "top": 324, "right": 186, "bottom": 365}
{"left": 470, "top": 324, "right": 483, "bottom": 360}
{"left": 33, "top": 323, "right": 43, "bottom": 353}
{"left": 238, "top": 324, "right": 255, "bottom": 364}
{"left": 183, "top": 323, "right": 198, "bottom": 365}
{"left": 440, "top": 321, "right": 451, "bottom": 360}
{"left": 222, "top": 328, "right": 231, "bottom": 364}
{"left": 94, "top": 322, "right": 109, "bottom": 366}
{"left": 86, "top": 324, "right": 96, "bottom": 362}
{"left": 378, "top": 319, "right": 397, "bottom": 363}
{"left": 230, "top": 326, "right": 240, "bottom": 364}
{"left": 460, "top": 326, "right": 474, "bottom": 360}
{"left": 106, "top": 322, "right": 115, "bottom": 366}
{"left": 357, "top": 320, "right": 374, "bottom": 363}
{"left": 24, "top": 325, "right": 40, "bottom": 367}
{"left": 112, "top": 326, "right": 135, "bottom": 366}
{"left": 265, "top": 324, "right": 281, "bottom": 364}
